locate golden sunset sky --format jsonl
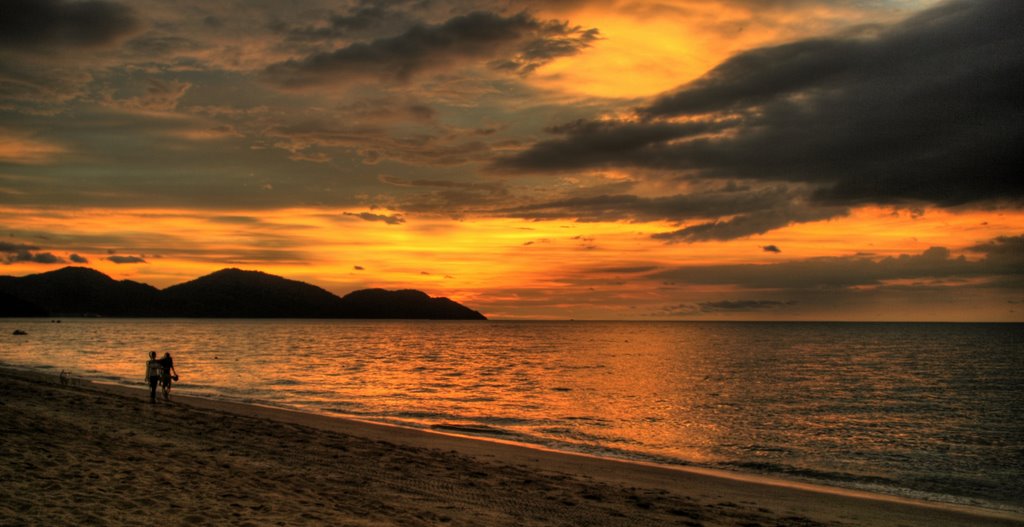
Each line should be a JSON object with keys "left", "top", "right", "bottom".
{"left": 1, "top": 0, "right": 1021, "bottom": 320}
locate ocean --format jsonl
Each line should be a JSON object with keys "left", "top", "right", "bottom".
{"left": 2, "top": 319, "right": 1021, "bottom": 512}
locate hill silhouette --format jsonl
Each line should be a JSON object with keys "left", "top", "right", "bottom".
{"left": 162, "top": 269, "right": 348, "bottom": 318}
{"left": 337, "top": 288, "right": 487, "bottom": 319}
{"left": 0, "top": 267, "right": 162, "bottom": 317}
{"left": 0, "top": 267, "right": 486, "bottom": 320}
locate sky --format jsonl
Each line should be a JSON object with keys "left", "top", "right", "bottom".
{"left": 1, "top": 0, "right": 1022, "bottom": 321}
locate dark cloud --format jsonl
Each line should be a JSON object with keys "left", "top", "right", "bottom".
{"left": 498, "top": 185, "right": 803, "bottom": 222}
{"left": 106, "top": 255, "right": 146, "bottom": 264}
{"left": 125, "top": 35, "right": 205, "bottom": 57}
{"left": 264, "top": 12, "right": 598, "bottom": 87}
{"left": 28, "top": 252, "right": 63, "bottom": 264}
{"left": 654, "top": 240, "right": 1024, "bottom": 290}
{"left": 0, "top": 0, "right": 139, "bottom": 50}
{"left": 966, "top": 235, "right": 1024, "bottom": 259}
{"left": 344, "top": 212, "right": 406, "bottom": 225}
{"left": 0, "top": 242, "right": 39, "bottom": 253}
{"left": 1, "top": 242, "right": 66, "bottom": 264}
{"left": 652, "top": 204, "right": 844, "bottom": 242}
{"left": 495, "top": 184, "right": 847, "bottom": 240}
{"left": 265, "top": 120, "right": 492, "bottom": 166}
{"left": 495, "top": 118, "right": 737, "bottom": 173}
{"left": 497, "top": 0, "right": 1024, "bottom": 210}
{"left": 0, "top": 58, "right": 92, "bottom": 112}
{"left": 354, "top": 265, "right": 364, "bottom": 271}
{"left": 700, "top": 300, "right": 796, "bottom": 311}
{"left": 377, "top": 175, "right": 511, "bottom": 215}
{"left": 379, "top": 175, "right": 505, "bottom": 193}
{"left": 657, "top": 300, "right": 796, "bottom": 316}
{"left": 69, "top": 253, "right": 88, "bottom": 263}
{"left": 762, "top": 245, "right": 781, "bottom": 253}
{"left": 210, "top": 216, "right": 264, "bottom": 225}
{"left": 592, "top": 265, "right": 659, "bottom": 274}
{"left": 279, "top": 5, "right": 416, "bottom": 42}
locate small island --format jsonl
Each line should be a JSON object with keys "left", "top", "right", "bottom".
{"left": 0, "top": 267, "right": 486, "bottom": 320}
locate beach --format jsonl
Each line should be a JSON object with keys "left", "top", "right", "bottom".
{"left": 1, "top": 367, "right": 1020, "bottom": 527}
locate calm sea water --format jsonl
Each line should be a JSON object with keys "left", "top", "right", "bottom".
{"left": 2, "top": 319, "right": 1021, "bottom": 511}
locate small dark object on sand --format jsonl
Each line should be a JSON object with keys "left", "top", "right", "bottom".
{"left": 13, "top": 329, "right": 27, "bottom": 335}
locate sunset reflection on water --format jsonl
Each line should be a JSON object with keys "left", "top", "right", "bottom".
{"left": 2, "top": 318, "right": 1021, "bottom": 510}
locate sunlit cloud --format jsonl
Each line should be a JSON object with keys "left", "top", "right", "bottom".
{"left": 0, "top": 132, "right": 66, "bottom": 164}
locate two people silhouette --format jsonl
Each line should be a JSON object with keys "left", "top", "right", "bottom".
{"left": 144, "top": 352, "right": 179, "bottom": 403}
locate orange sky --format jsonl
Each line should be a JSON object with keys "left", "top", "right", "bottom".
{"left": 1, "top": 0, "right": 1020, "bottom": 321}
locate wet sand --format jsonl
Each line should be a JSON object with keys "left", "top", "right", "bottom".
{"left": 1, "top": 367, "right": 1021, "bottom": 526}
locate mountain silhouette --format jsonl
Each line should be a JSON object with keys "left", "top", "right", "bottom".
{"left": 162, "top": 269, "right": 348, "bottom": 318}
{"left": 0, "top": 267, "right": 162, "bottom": 317}
{"left": 0, "top": 267, "right": 486, "bottom": 320}
{"left": 337, "top": 288, "right": 486, "bottom": 319}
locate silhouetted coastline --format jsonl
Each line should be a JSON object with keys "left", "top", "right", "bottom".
{"left": 0, "top": 267, "right": 486, "bottom": 320}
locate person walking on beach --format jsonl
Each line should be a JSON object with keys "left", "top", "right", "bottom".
{"left": 157, "top": 352, "right": 178, "bottom": 401}
{"left": 145, "top": 352, "right": 163, "bottom": 404}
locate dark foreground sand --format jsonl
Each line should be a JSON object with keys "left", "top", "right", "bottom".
{"left": 1, "top": 368, "right": 1021, "bottom": 527}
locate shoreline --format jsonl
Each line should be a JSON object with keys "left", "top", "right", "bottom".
{"left": 3, "top": 366, "right": 1021, "bottom": 526}
{"left": 20, "top": 362, "right": 1020, "bottom": 515}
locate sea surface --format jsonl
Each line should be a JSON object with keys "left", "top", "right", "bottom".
{"left": 2, "top": 319, "right": 1021, "bottom": 511}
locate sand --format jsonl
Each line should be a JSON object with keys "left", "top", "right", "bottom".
{"left": 1, "top": 367, "right": 1021, "bottom": 527}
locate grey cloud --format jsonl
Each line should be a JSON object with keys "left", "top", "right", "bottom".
{"left": 203, "top": 16, "right": 224, "bottom": 29}
{"left": 108, "top": 79, "right": 191, "bottom": 112}
{"left": 3, "top": 251, "right": 65, "bottom": 264}
{"left": 125, "top": 35, "right": 205, "bottom": 57}
{"left": 762, "top": 245, "right": 781, "bottom": 253}
{"left": 1, "top": 242, "right": 66, "bottom": 264}
{"left": 333, "top": 98, "right": 438, "bottom": 124}
{"left": 592, "top": 265, "right": 659, "bottom": 274}
{"left": 0, "top": 0, "right": 139, "bottom": 50}
{"left": 652, "top": 204, "right": 845, "bottom": 242}
{"left": 265, "top": 120, "right": 493, "bottom": 166}
{"left": 264, "top": 12, "right": 598, "bottom": 87}
{"left": 496, "top": 185, "right": 846, "bottom": 240}
{"left": 376, "top": 175, "right": 511, "bottom": 215}
{"left": 210, "top": 216, "right": 263, "bottom": 225}
{"left": 495, "top": 118, "right": 736, "bottom": 173}
{"left": 498, "top": 185, "right": 799, "bottom": 222}
{"left": 280, "top": 5, "right": 416, "bottom": 41}
{"left": 396, "top": 189, "right": 509, "bottom": 216}
{"left": 0, "top": 59, "right": 93, "bottom": 113}
{"left": 497, "top": 0, "right": 1024, "bottom": 208}
{"left": 654, "top": 242, "right": 1022, "bottom": 290}
{"left": 28, "top": 252, "right": 64, "bottom": 264}
{"left": 699, "top": 300, "right": 796, "bottom": 311}
{"left": 966, "top": 235, "right": 1024, "bottom": 259}
{"left": 656, "top": 300, "right": 796, "bottom": 317}
{"left": 106, "top": 255, "right": 146, "bottom": 264}
{"left": 0, "top": 242, "right": 39, "bottom": 253}
{"left": 344, "top": 212, "right": 406, "bottom": 225}
{"left": 379, "top": 175, "right": 505, "bottom": 193}
{"left": 69, "top": 253, "right": 88, "bottom": 263}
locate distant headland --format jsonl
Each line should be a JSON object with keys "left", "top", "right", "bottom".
{"left": 0, "top": 267, "right": 486, "bottom": 320}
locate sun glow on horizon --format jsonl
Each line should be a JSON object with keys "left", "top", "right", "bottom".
{"left": 2, "top": 204, "right": 1021, "bottom": 321}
